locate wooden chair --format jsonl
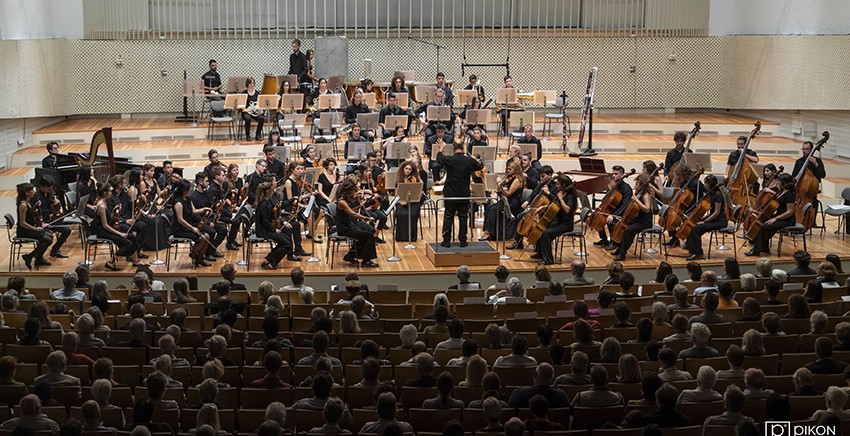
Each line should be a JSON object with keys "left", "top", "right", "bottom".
{"left": 236, "top": 409, "right": 268, "bottom": 434}
{"left": 742, "top": 354, "right": 781, "bottom": 375}
{"left": 239, "top": 388, "right": 294, "bottom": 409}
{"left": 571, "top": 406, "right": 624, "bottom": 429}
{"left": 186, "top": 386, "right": 238, "bottom": 409}
{"left": 683, "top": 357, "right": 727, "bottom": 375}
{"left": 608, "top": 383, "right": 643, "bottom": 402}
{"left": 398, "top": 387, "right": 438, "bottom": 409}
{"left": 461, "top": 408, "right": 516, "bottom": 432}
{"left": 780, "top": 353, "right": 817, "bottom": 375}
{"left": 789, "top": 395, "right": 827, "bottom": 420}
{"left": 740, "top": 398, "right": 768, "bottom": 422}
{"left": 781, "top": 318, "right": 812, "bottom": 335}
{"left": 763, "top": 335, "right": 801, "bottom": 355}
{"left": 293, "top": 409, "right": 328, "bottom": 433}
{"left": 0, "top": 385, "right": 28, "bottom": 407}
{"left": 677, "top": 401, "right": 725, "bottom": 426}
{"left": 14, "top": 405, "right": 67, "bottom": 424}
{"left": 6, "top": 344, "right": 52, "bottom": 364}
{"left": 492, "top": 366, "right": 536, "bottom": 387}
{"left": 407, "top": 408, "right": 463, "bottom": 432}
{"left": 593, "top": 429, "right": 644, "bottom": 436}
{"left": 181, "top": 408, "right": 237, "bottom": 432}
{"left": 102, "top": 347, "right": 148, "bottom": 365}
{"left": 660, "top": 426, "right": 702, "bottom": 436}
{"left": 703, "top": 425, "right": 738, "bottom": 436}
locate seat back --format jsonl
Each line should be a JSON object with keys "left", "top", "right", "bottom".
{"left": 571, "top": 406, "right": 624, "bottom": 430}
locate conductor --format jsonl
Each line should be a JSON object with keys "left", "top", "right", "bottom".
{"left": 437, "top": 139, "right": 484, "bottom": 248}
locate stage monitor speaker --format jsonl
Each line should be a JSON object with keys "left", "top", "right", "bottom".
{"left": 315, "top": 36, "right": 349, "bottom": 82}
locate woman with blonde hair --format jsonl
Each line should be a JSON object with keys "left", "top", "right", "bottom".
{"left": 193, "top": 403, "right": 224, "bottom": 434}
{"left": 617, "top": 354, "right": 642, "bottom": 384}
{"left": 460, "top": 355, "right": 488, "bottom": 387}
{"left": 257, "top": 281, "right": 275, "bottom": 304}
{"left": 741, "top": 329, "right": 766, "bottom": 356}
{"left": 264, "top": 295, "right": 284, "bottom": 317}
{"left": 340, "top": 310, "right": 361, "bottom": 334}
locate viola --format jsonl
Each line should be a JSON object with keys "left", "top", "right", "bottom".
{"left": 793, "top": 131, "right": 828, "bottom": 230}
{"left": 33, "top": 200, "right": 43, "bottom": 227}
{"left": 659, "top": 166, "right": 705, "bottom": 232}
{"left": 294, "top": 177, "right": 315, "bottom": 194}
{"left": 587, "top": 168, "right": 637, "bottom": 232}
{"left": 375, "top": 173, "right": 387, "bottom": 194}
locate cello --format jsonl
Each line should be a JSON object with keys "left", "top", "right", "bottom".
{"left": 743, "top": 184, "right": 789, "bottom": 241}
{"left": 516, "top": 179, "right": 571, "bottom": 245}
{"left": 587, "top": 168, "right": 636, "bottom": 232}
{"left": 793, "top": 131, "right": 829, "bottom": 230}
{"left": 610, "top": 178, "right": 653, "bottom": 244}
{"left": 676, "top": 183, "right": 718, "bottom": 241}
{"left": 725, "top": 121, "right": 761, "bottom": 214}
{"left": 659, "top": 166, "right": 704, "bottom": 232}
{"left": 667, "top": 121, "right": 701, "bottom": 179}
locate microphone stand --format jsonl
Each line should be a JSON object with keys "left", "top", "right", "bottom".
{"left": 407, "top": 35, "right": 444, "bottom": 74}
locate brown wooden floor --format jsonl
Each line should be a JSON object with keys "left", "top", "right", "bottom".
{"left": 0, "top": 209, "right": 844, "bottom": 278}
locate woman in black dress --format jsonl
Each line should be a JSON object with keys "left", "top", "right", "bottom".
{"left": 255, "top": 181, "right": 294, "bottom": 270}
{"left": 91, "top": 184, "right": 144, "bottom": 270}
{"left": 745, "top": 173, "right": 797, "bottom": 257}
{"left": 15, "top": 183, "right": 52, "bottom": 270}
{"left": 612, "top": 174, "right": 655, "bottom": 261}
{"left": 317, "top": 157, "right": 340, "bottom": 208}
{"left": 481, "top": 159, "right": 526, "bottom": 241}
{"left": 242, "top": 77, "right": 265, "bottom": 141}
{"left": 170, "top": 179, "right": 214, "bottom": 267}
{"left": 394, "top": 160, "right": 425, "bottom": 242}
{"left": 336, "top": 178, "right": 379, "bottom": 268}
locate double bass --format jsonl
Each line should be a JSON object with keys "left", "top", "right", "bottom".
{"left": 588, "top": 169, "right": 636, "bottom": 232}
{"left": 659, "top": 166, "right": 705, "bottom": 232}
{"left": 667, "top": 121, "right": 701, "bottom": 179}
{"left": 793, "top": 131, "right": 829, "bottom": 230}
{"left": 725, "top": 121, "right": 762, "bottom": 213}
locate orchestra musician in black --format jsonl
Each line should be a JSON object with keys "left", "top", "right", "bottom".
{"left": 435, "top": 72, "right": 454, "bottom": 106}
{"left": 466, "top": 126, "right": 489, "bottom": 154}
{"left": 255, "top": 181, "right": 296, "bottom": 270}
{"left": 519, "top": 152, "right": 539, "bottom": 191}
{"left": 354, "top": 163, "right": 388, "bottom": 237}
{"left": 683, "top": 175, "right": 727, "bottom": 261}
{"left": 745, "top": 173, "right": 797, "bottom": 257}
{"left": 336, "top": 178, "right": 380, "bottom": 268}
{"left": 344, "top": 92, "right": 373, "bottom": 139}
{"left": 93, "top": 184, "right": 145, "bottom": 270}
{"left": 463, "top": 74, "right": 486, "bottom": 100}
{"left": 395, "top": 160, "right": 426, "bottom": 242}
{"left": 107, "top": 174, "right": 149, "bottom": 262}
{"left": 793, "top": 140, "right": 827, "bottom": 217}
{"left": 171, "top": 179, "right": 216, "bottom": 267}
{"left": 532, "top": 174, "right": 578, "bottom": 266}
{"left": 280, "top": 161, "right": 314, "bottom": 258}
{"left": 344, "top": 124, "right": 369, "bottom": 175}
{"left": 612, "top": 174, "right": 655, "bottom": 262}
{"left": 663, "top": 164, "right": 705, "bottom": 248}
{"left": 42, "top": 142, "right": 61, "bottom": 169}
{"left": 593, "top": 165, "right": 633, "bottom": 250}
{"left": 32, "top": 176, "right": 71, "bottom": 260}
{"left": 508, "top": 165, "right": 555, "bottom": 250}
{"left": 77, "top": 165, "right": 97, "bottom": 218}
{"left": 517, "top": 125, "right": 543, "bottom": 171}
{"left": 15, "top": 183, "right": 51, "bottom": 270}
{"left": 189, "top": 172, "right": 227, "bottom": 258}
{"left": 288, "top": 39, "right": 309, "bottom": 86}
{"left": 201, "top": 59, "right": 223, "bottom": 93}
{"left": 415, "top": 88, "right": 450, "bottom": 139}
{"left": 379, "top": 92, "right": 410, "bottom": 138}
{"left": 245, "top": 159, "right": 268, "bottom": 206}
{"left": 436, "top": 139, "right": 484, "bottom": 248}
{"left": 242, "top": 78, "right": 265, "bottom": 141}
{"left": 157, "top": 160, "right": 181, "bottom": 192}
{"left": 125, "top": 169, "right": 157, "bottom": 255}
{"left": 663, "top": 132, "right": 690, "bottom": 184}
{"left": 208, "top": 166, "right": 241, "bottom": 251}
{"left": 424, "top": 124, "right": 454, "bottom": 178}
{"left": 481, "top": 159, "right": 526, "bottom": 242}
{"left": 460, "top": 97, "right": 488, "bottom": 137}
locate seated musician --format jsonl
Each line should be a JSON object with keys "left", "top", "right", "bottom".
{"left": 480, "top": 159, "right": 526, "bottom": 241}
{"left": 384, "top": 126, "right": 408, "bottom": 168}
{"left": 202, "top": 59, "right": 223, "bottom": 94}
{"left": 274, "top": 81, "right": 294, "bottom": 125}
{"left": 355, "top": 163, "right": 388, "bottom": 238}
{"left": 246, "top": 159, "right": 268, "bottom": 205}
{"left": 33, "top": 176, "right": 71, "bottom": 260}
{"left": 532, "top": 174, "right": 578, "bottom": 265}
{"left": 460, "top": 97, "right": 487, "bottom": 137}
{"left": 171, "top": 179, "right": 216, "bottom": 267}
{"left": 725, "top": 135, "right": 759, "bottom": 176}
{"left": 254, "top": 181, "right": 296, "bottom": 270}
{"left": 745, "top": 173, "right": 796, "bottom": 257}
{"left": 663, "top": 132, "right": 690, "bottom": 185}
{"left": 125, "top": 169, "right": 156, "bottom": 255}
{"left": 107, "top": 174, "right": 148, "bottom": 262}
{"left": 394, "top": 160, "right": 425, "bottom": 242}
{"left": 466, "top": 126, "right": 488, "bottom": 154}
{"left": 683, "top": 175, "right": 726, "bottom": 261}
{"left": 263, "top": 146, "right": 286, "bottom": 181}
{"left": 266, "top": 130, "right": 283, "bottom": 148}
{"left": 77, "top": 165, "right": 97, "bottom": 218}
{"left": 317, "top": 157, "right": 340, "bottom": 208}
{"left": 189, "top": 172, "right": 227, "bottom": 259}
{"left": 761, "top": 164, "right": 782, "bottom": 193}
{"left": 435, "top": 72, "right": 454, "bottom": 106}
{"left": 388, "top": 76, "right": 407, "bottom": 94}
{"left": 242, "top": 77, "right": 265, "bottom": 141}
{"left": 517, "top": 125, "right": 543, "bottom": 171}
{"left": 204, "top": 149, "right": 226, "bottom": 183}
{"left": 140, "top": 164, "right": 164, "bottom": 200}
{"left": 208, "top": 167, "right": 241, "bottom": 251}
{"left": 508, "top": 165, "right": 556, "bottom": 250}
{"left": 336, "top": 178, "right": 380, "bottom": 268}
{"left": 498, "top": 75, "right": 517, "bottom": 136}
{"left": 424, "top": 124, "right": 454, "bottom": 178}
{"left": 281, "top": 161, "right": 318, "bottom": 252}
{"left": 344, "top": 92, "right": 374, "bottom": 139}
{"left": 93, "top": 184, "right": 144, "bottom": 270}
{"left": 360, "top": 79, "right": 375, "bottom": 94}
{"left": 612, "top": 174, "right": 655, "bottom": 262}
{"left": 16, "top": 183, "right": 52, "bottom": 270}
{"left": 42, "top": 142, "right": 61, "bottom": 169}
{"left": 664, "top": 164, "right": 704, "bottom": 248}
{"left": 594, "top": 165, "right": 633, "bottom": 250}
{"left": 642, "top": 160, "right": 664, "bottom": 200}
{"left": 344, "top": 124, "right": 369, "bottom": 175}
{"left": 379, "top": 92, "right": 410, "bottom": 138}
{"left": 519, "top": 153, "right": 539, "bottom": 191}
{"left": 302, "top": 145, "right": 322, "bottom": 167}
{"left": 415, "top": 88, "right": 450, "bottom": 139}
{"left": 464, "top": 74, "right": 486, "bottom": 101}
{"left": 157, "top": 160, "right": 181, "bottom": 192}
{"left": 310, "top": 77, "right": 332, "bottom": 122}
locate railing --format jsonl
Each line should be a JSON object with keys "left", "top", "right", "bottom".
{"left": 83, "top": 0, "right": 710, "bottom": 40}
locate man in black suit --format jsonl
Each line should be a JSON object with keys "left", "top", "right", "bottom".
{"left": 805, "top": 337, "right": 849, "bottom": 375}
{"left": 42, "top": 142, "right": 61, "bottom": 169}
{"left": 436, "top": 139, "right": 483, "bottom": 248}
{"left": 508, "top": 363, "right": 569, "bottom": 408}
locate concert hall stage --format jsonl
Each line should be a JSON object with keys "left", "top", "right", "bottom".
{"left": 1, "top": 111, "right": 848, "bottom": 287}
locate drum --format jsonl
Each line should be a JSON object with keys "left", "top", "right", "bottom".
{"left": 261, "top": 75, "right": 279, "bottom": 95}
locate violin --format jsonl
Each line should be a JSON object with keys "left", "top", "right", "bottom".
{"left": 499, "top": 174, "right": 516, "bottom": 189}
{"left": 587, "top": 168, "right": 637, "bottom": 232}
{"left": 272, "top": 202, "right": 281, "bottom": 228}
{"left": 375, "top": 172, "right": 387, "bottom": 194}
{"left": 294, "top": 177, "right": 315, "bottom": 194}
{"left": 33, "top": 200, "right": 43, "bottom": 227}
{"left": 111, "top": 203, "right": 122, "bottom": 228}
{"left": 50, "top": 199, "right": 62, "bottom": 222}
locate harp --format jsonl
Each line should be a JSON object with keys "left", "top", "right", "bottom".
{"left": 75, "top": 127, "right": 117, "bottom": 185}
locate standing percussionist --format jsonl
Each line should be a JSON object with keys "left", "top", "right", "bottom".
{"left": 437, "top": 139, "right": 484, "bottom": 248}
{"left": 593, "top": 165, "right": 633, "bottom": 250}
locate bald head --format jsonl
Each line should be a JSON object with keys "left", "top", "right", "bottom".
{"left": 505, "top": 417, "right": 525, "bottom": 436}
{"left": 19, "top": 394, "right": 41, "bottom": 416}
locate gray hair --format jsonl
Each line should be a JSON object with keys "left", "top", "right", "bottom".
{"left": 433, "top": 293, "right": 449, "bottom": 307}
{"left": 771, "top": 269, "right": 788, "bottom": 284}
{"left": 810, "top": 310, "right": 829, "bottom": 332}
{"left": 690, "top": 322, "right": 712, "bottom": 341}
{"left": 651, "top": 302, "right": 667, "bottom": 323}
{"left": 158, "top": 334, "right": 176, "bottom": 354}
{"left": 456, "top": 265, "right": 471, "bottom": 282}
{"left": 91, "top": 379, "right": 112, "bottom": 403}
{"left": 696, "top": 365, "right": 718, "bottom": 389}
{"left": 62, "top": 271, "right": 79, "bottom": 289}
{"left": 507, "top": 277, "right": 524, "bottom": 297}
{"left": 264, "top": 401, "right": 287, "bottom": 427}
{"left": 153, "top": 354, "right": 172, "bottom": 375}
{"left": 826, "top": 386, "right": 848, "bottom": 410}
{"left": 399, "top": 324, "right": 418, "bottom": 347}
{"left": 739, "top": 273, "right": 757, "bottom": 291}
{"left": 76, "top": 314, "right": 94, "bottom": 335}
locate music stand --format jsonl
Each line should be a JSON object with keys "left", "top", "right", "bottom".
{"left": 386, "top": 141, "right": 408, "bottom": 165}
{"left": 327, "top": 76, "right": 345, "bottom": 92}
{"left": 225, "top": 77, "right": 249, "bottom": 94}
{"left": 280, "top": 75, "right": 298, "bottom": 90}
{"left": 346, "top": 142, "right": 370, "bottom": 162}
{"left": 513, "top": 111, "right": 535, "bottom": 133}
{"left": 384, "top": 170, "right": 399, "bottom": 190}
{"left": 426, "top": 106, "right": 452, "bottom": 124}
{"left": 395, "top": 182, "right": 423, "bottom": 250}
{"left": 182, "top": 79, "right": 205, "bottom": 126}
{"left": 256, "top": 94, "right": 280, "bottom": 124}
{"left": 304, "top": 167, "right": 322, "bottom": 183}
{"left": 224, "top": 93, "right": 248, "bottom": 111}
{"left": 274, "top": 145, "right": 292, "bottom": 162}
{"left": 415, "top": 86, "right": 436, "bottom": 103}
{"left": 394, "top": 70, "right": 416, "bottom": 82}
{"left": 396, "top": 93, "right": 410, "bottom": 109}
{"left": 313, "top": 142, "right": 334, "bottom": 160}
{"left": 317, "top": 94, "right": 342, "bottom": 110}
{"left": 361, "top": 92, "right": 377, "bottom": 109}
{"left": 456, "top": 90, "right": 477, "bottom": 106}
{"left": 280, "top": 94, "right": 304, "bottom": 113}
{"left": 472, "top": 146, "right": 496, "bottom": 163}
{"left": 470, "top": 183, "right": 486, "bottom": 227}
{"left": 385, "top": 115, "right": 408, "bottom": 131}
{"left": 329, "top": 182, "right": 340, "bottom": 202}
{"left": 683, "top": 152, "right": 713, "bottom": 173}
{"left": 430, "top": 141, "right": 449, "bottom": 161}
{"left": 357, "top": 113, "right": 380, "bottom": 133}
{"left": 496, "top": 87, "right": 518, "bottom": 106}
{"left": 465, "top": 109, "right": 489, "bottom": 127}
{"left": 518, "top": 143, "right": 540, "bottom": 161}
{"left": 484, "top": 174, "right": 499, "bottom": 192}
{"left": 579, "top": 158, "right": 606, "bottom": 173}
{"left": 280, "top": 113, "right": 307, "bottom": 136}
{"left": 498, "top": 194, "right": 512, "bottom": 260}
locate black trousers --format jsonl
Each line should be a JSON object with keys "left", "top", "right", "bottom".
{"left": 96, "top": 229, "right": 138, "bottom": 257}
{"left": 47, "top": 225, "right": 71, "bottom": 255}
{"left": 17, "top": 228, "right": 52, "bottom": 259}
{"left": 339, "top": 221, "right": 377, "bottom": 261}
{"left": 616, "top": 221, "right": 652, "bottom": 256}
{"left": 219, "top": 213, "right": 240, "bottom": 244}
{"left": 172, "top": 227, "right": 215, "bottom": 256}
{"left": 684, "top": 220, "right": 728, "bottom": 256}
{"left": 242, "top": 113, "right": 265, "bottom": 137}
{"left": 443, "top": 200, "right": 470, "bottom": 243}
{"left": 484, "top": 202, "right": 516, "bottom": 241}
{"left": 751, "top": 218, "right": 795, "bottom": 254}
{"left": 535, "top": 222, "right": 573, "bottom": 264}
{"left": 264, "top": 229, "right": 293, "bottom": 266}
{"left": 395, "top": 203, "right": 421, "bottom": 242}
